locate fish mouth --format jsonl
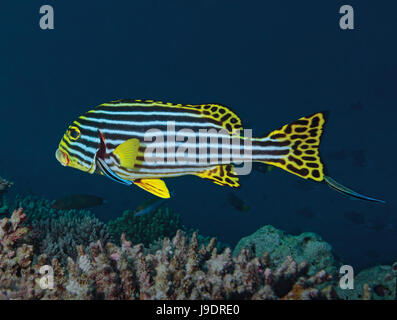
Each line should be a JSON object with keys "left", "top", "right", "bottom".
{"left": 55, "top": 148, "right": 70, "bottom": 166}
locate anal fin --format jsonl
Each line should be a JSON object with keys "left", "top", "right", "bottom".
{"left": 133, "top": 179, "right": 171, "bottom": 198}
{"left": 195, "top": 164, "right": 240, "bottom": 188}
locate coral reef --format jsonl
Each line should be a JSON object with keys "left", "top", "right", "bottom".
{"left": 1, "top": 209, "right": 340, "bottom": 300}
{"left": 233, "top": 225, "right": 342, "bottom": 276}
{"left": 0, "top": 195, "right": 112, "bottom": 265}
{"left": 336, "top": 265, "right": 396, "bottom": 300}
{"left": 108, "top": 207, "right": 183, "bottom": 247}
{"left": 32, "top": 211, "right": 113, "bottom": 266}
{"left": 12, "top": 195, "right": 91, "bottom": 223}
{"left": 1, "top": 208, "right": 395, "bottom": 300}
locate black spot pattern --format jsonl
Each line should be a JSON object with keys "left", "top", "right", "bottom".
{"left": 265, "top": 112, "right": 325, "bottom": 181}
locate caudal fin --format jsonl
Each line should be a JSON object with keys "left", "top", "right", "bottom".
{"left": 258, "top": 112, "right": 327, "bottom": 182}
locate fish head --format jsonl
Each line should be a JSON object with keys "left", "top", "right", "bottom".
{"left": 56, "top": 120, "right": 98, "bottom": 174}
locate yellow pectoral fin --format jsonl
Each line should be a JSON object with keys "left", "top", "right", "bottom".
{"left": 113, "top": 138, "right": 140, "bottom": 169}
{"left": 133, "top": 179, "right": 171, "bottom": 198}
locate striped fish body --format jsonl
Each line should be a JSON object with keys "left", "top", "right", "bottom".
{"left": 56, "top": 100, "right": 326, "bottom": 197}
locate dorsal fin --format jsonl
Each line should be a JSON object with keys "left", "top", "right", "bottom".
{"left": 98, "top": 100, "right": 243, "bottom": 134}
{"left": 195, "top": 164, "right": 240, "bottom": 188}
{"left": 189, "top": 104, "right": 243, "bottom": 134}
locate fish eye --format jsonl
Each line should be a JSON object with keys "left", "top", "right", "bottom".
{"left": 68, "top": 126, "right": 81, "bottom": 140}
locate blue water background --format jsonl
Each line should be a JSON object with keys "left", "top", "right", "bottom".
{"left": 0, "top": 0, "right": 396, "bottom": 270}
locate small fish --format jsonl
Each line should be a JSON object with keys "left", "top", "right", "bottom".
{"left": 133, "top": 198, "right": 168, "bottom": 216}
{"left": 227, "top": 193, "right": 249, "bottom": 212}
{"left": 55, "top": 99, "right": 384, "bottom": 202}
{"left": 52, "top": 194, "right": 105, "bottom": 210}
{"left": 324, "top": 176, "right": 385, "bottom": 204}
{"left": 373, "top": 285, "right": 391, "bottom": 297}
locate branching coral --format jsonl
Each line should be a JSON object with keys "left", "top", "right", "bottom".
{"left": 13, "top": 195, "right": 91, "bottom": 223}
{"left": 1, "top": 209, "right": 395, "bottom": 300}
{"left": 107, "top": 207, "right": 183, "bottom": 247}
{"left": 108, "top": 207, "right": 229, "bottom": 254}
{"left": 0, "top": 212, "right": 340, "bottom": 300}
{"left": 33, "top": 211, "right": 113, "bottom": 266}
{"left": 2, "top": 195, "right": 112, "bottom": 266}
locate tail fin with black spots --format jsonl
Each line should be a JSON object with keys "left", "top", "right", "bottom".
{"left": 255, "top": 112, "right": 327, "bottom": 181}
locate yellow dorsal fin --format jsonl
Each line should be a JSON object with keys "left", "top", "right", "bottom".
{"left": 113, "top": 138, "right": 140, "bottom": 169}
{"left": 191, "top": 104, "right": 243, "bottom": 134}
{"left": 97, "top": 100, "right": 243, "bottom": 134}
{"left": 133, "top": 179, "right": 171, "bottom": 198}
{"left": 195, "top": 164, "right": 240, "bottom": 188}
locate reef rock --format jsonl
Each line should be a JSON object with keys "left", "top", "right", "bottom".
{"left": 233, "top": 225, "right": 342, "bottom": 276}
{"left": 336, "top": 265, "right": 396, "bottom": 300}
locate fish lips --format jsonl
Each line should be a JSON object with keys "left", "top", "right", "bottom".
{"left": 55, "top": 148, "right": 97, "bottom": 174}
{"left": 55, "top": 148, "right": 69, "bottom": 166}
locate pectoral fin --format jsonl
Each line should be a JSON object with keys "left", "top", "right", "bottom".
{"left": 113, "top": 138, "right": 141, "bottom": 169}
{"left": 133, "top": 179, "right": 171, "bottom": 198}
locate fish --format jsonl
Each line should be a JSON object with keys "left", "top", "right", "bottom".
{"left": 373, "top": 285, "right": 391, "bottom": 298}
{"left": 55, "top": 99, "right": 385, "bottom": 202}
{"left": 133, "top": 197, "right": 168, "bottom": 217}
{"left": 51, "top": 194, "right": 105, "bottom": 210}
{"left": 227, "top": 193, "right": 249, "bottom": 212}
{"left": 324, "top": 176, "right": 385, "bottom": 204}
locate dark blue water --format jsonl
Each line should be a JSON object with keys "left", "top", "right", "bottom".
{"left": 1, "top": 0, "right": 396, "bottom": 270}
